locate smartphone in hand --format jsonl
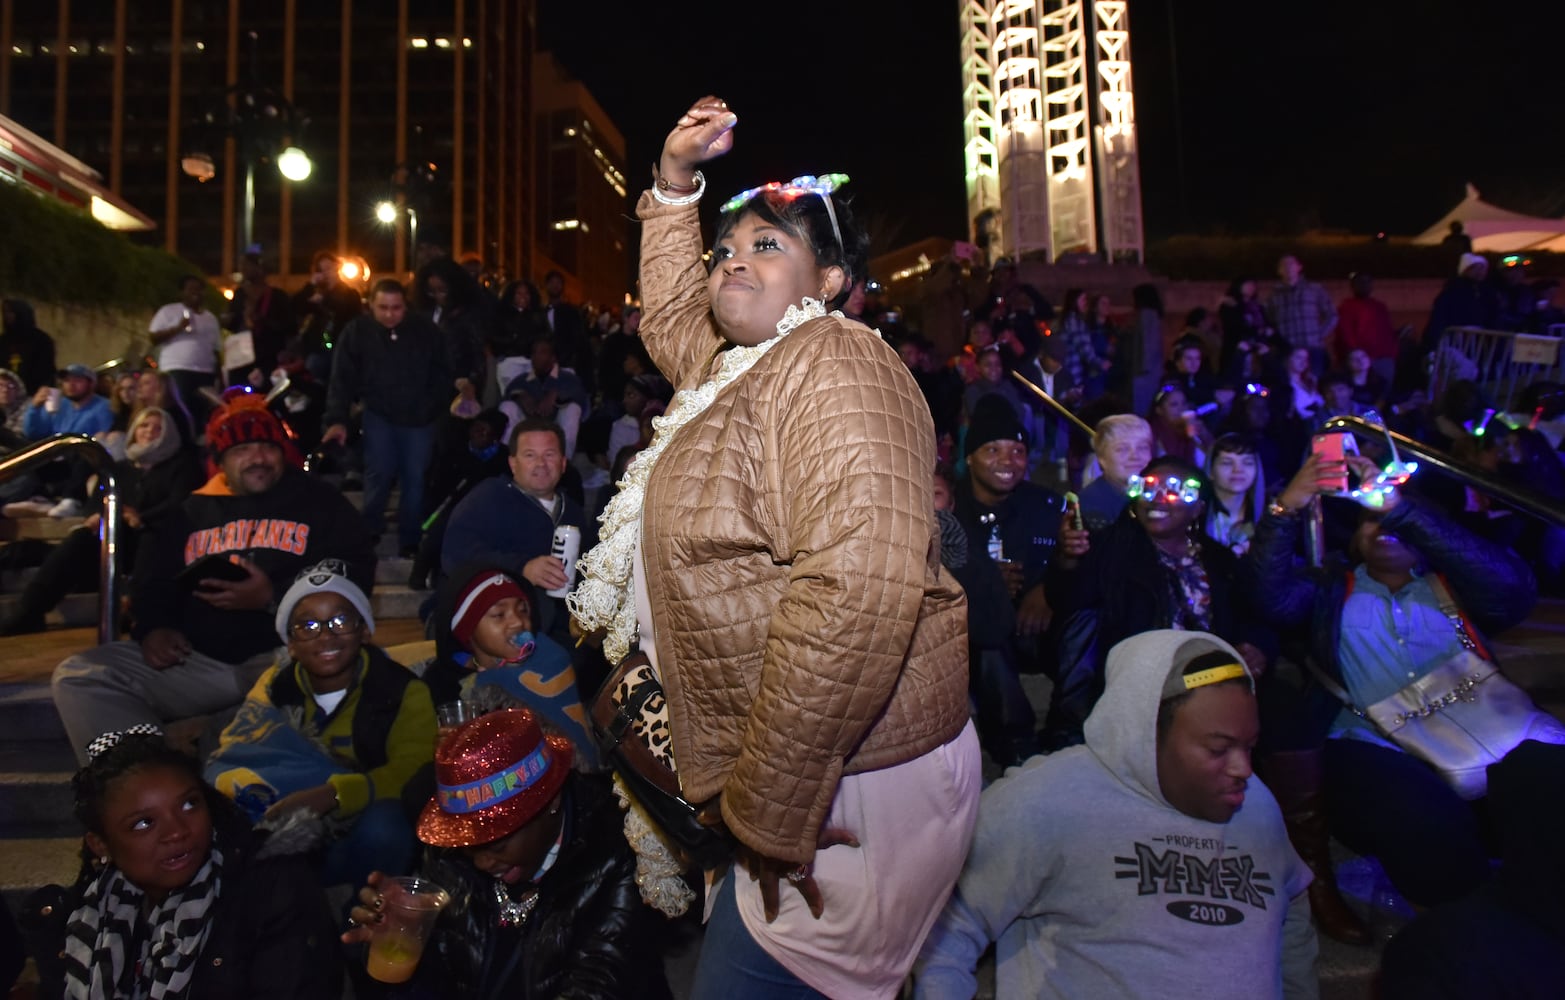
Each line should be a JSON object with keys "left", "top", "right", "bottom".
{"left": 1311, "top": 433, "right": 1351, "bottom": 494}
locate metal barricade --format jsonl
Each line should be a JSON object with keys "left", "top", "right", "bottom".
{"left": 0, "top": 435, "right": 120, "bottom": 642}
{"left": 1430, "top": 326, "right": 1565, "bottom": 414}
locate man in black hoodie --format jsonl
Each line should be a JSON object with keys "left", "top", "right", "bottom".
{"left": 0, "top": 299, "right": 57, "bottom": 394}
{"left": 52, "top": 395, "right": 375, "bottom": 764}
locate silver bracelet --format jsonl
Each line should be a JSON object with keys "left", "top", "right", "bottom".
{"left": 651, "top": 170, "right": 705, "bottom": 206}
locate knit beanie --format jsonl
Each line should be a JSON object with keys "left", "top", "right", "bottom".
{"left": 450, "top": 571, "right": 530, "bottom": 648}
{"left": 966, "top": 394, "right": 1029, "bottom": 455}
{"left": 274, "top": 561, "right": 375, "bottom": 642}
{"left": 206, "top": 393, "right": 291, "bottom": 459}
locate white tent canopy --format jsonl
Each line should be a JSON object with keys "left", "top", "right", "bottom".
{"left": 1415, "top": 183, "right": 1565, "bottom": 253}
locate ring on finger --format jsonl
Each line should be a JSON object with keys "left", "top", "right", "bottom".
{"left": 785, "top": 865, "right": 809, "bottom": 884}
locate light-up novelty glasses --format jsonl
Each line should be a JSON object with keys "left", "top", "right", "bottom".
{"left": 1126, "top": 474, "right": 1204, "bottom": 505}
{"left": 720, "top": 173, "right": 850, "bottom": 252}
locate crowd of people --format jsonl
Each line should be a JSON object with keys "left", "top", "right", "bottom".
{"left": 1, "top": 93, "right": 1564, "bottom": 999}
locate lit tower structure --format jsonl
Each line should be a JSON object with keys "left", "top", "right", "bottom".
{"left": 959, "top": 2, "right": 1000, "bottom": 244}
{"left": 958, "top": 1, "right": 1144, "bottom": 264}
{"left": 1091, "top": 1, "right": 1144, "bottom": 263}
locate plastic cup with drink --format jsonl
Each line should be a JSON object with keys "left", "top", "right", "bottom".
{"left": 435, "top": 701, "right": 472, "bottom": 748}
{"left": 365, "top": 876, "right": 451, "bottom": 984}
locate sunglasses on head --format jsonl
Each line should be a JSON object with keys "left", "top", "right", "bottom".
{"left": 1126, "top": 474, "right": 1203, "bottom": 505}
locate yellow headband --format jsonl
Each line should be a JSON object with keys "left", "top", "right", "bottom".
{"left": 1182, "top": 662, "right": 1247, "bottom": 690}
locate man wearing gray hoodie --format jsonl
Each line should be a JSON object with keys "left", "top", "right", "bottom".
{"left": 915, "top": 630, "right": 1317, "bottom": 1000}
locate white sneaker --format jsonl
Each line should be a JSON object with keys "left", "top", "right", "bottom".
{"left": 47, "top": 498, "right": 84, "bottom": 519}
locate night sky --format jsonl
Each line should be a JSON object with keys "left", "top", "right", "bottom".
{"left": 541, "top": 0, "right": 1565, "bottom": 248}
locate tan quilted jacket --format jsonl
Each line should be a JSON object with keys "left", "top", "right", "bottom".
{"left": 635, "top": 191, "right": 970, "bottom": 864}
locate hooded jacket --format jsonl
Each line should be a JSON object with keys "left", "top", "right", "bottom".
{"left": 0, "top": 367, "right": 29, "bottom": 447}
{"left": 916, "top": 630, "right": 1316, "bottom": 1000}
{"left": 0, "top": 299, "right": 57, "bottom": 393}
{"left": 634, "top": 192, "right": 970, "bottom": 864}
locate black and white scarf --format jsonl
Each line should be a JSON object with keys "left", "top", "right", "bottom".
{"left": 61, "top": 845, "right": 224, "bottom": 1000}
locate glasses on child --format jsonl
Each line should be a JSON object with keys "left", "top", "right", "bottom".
{"left": 1126, "top": 474, "right": 1203, "bottom": 505}
{"left": 288, "top": 613, "right": 361, "bottom": 641}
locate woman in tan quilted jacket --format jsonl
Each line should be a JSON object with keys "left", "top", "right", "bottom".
{"left": 569, "top": 97, "right": 982, "bottom": 998}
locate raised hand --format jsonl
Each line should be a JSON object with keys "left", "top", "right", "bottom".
{"left": 658, "top": 96, "right": 737, "bottom": 186}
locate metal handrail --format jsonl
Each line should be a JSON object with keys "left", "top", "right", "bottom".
{"left": 1008, "top": 371, "right": 1096, "bottom": 439}
{"left": 1322, "top": 414, "right": 1565, "bottom": 527}
{"left": 0, "top": 435, "right": 119, "bottom": 642}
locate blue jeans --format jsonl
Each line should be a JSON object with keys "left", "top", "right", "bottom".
{"left": 322, "top": 799, "right": 416, "bottom": 889}
{"left": 690, "top": 872, "right": 826, "bottom": 1000}
{"left": 361, "top": 410, "right": 436, "bottom": 550}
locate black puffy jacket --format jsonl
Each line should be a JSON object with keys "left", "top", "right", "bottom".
{"left": 1044, "top": 510, "right": 1275, "bottom": 746}
{"left": 406, "top": 773, "right": 671, "bottom": 1000}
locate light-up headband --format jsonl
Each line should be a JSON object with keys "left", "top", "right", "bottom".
{"left": 721, "top": 173, "right": 850, "bottom": 252}
{"left": 1126, "top": 474, "right": 1204, "bottom": 505}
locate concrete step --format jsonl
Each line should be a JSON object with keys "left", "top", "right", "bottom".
{"left": 0, "top": 836, "right": 83, "bottom": 915}
{"left": 0, "top": 591, "right": 100, "bottom": 628}
{"left": 375, "top": 556, "right": 414, "bottom": 585}
{"left": 0, "top": 517, "right": 79, "bottom": 543}
{"left": 0, "top": 738, "right": 75, "bottom": 774}
{"left": 0, "top": 765, "right": 77, "bottom": 838}
{"left": 370, "top": 584, "right": 426, "bottom": 621}
{"left": 0, "top": 684, "right": 67, "bottom": 743}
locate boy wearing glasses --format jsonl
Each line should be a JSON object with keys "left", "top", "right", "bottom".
{"left": 208, "top": 562, "right": 435, "bottom": 887}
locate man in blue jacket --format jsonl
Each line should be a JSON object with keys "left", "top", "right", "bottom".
{"left": 15, "top": 363, "right": 115, "bottom": 517}
{"left": 22, "top": 364, "right": 112, "bottom": 441}
{"left": 442, "top": 418, "right": 592, "bottom": 649}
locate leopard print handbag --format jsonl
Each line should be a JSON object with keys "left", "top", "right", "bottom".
{"left": 591, "top": 651, "right": 732, "bottom": 867}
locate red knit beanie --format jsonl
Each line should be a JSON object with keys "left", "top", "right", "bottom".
{"left": 451, "top": 572, "right": 529, "bottom": 647}
{"left": 206, "top": 393, "right": 293, "bottom": 460}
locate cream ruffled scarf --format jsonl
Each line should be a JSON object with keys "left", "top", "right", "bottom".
{"left": 567, "top": 297, "right": 832, "bottom": 663}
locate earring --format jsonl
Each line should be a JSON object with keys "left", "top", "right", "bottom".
{"left": 98, "top": 855, "right": 110, "bottom": 866}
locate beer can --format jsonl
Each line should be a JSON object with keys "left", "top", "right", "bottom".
{"left": 546, "top": 524, "right": 581, "bottom": 598}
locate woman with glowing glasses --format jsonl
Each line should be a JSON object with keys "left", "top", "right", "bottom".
{"left": 1045, "top": 455, "right": 1274, "bottom": 747}
{"left": 567, "top": 96, "right": 978, "bottom": 999}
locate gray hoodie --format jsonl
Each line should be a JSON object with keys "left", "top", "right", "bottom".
{"left": 916, "top": 630, "right": 1317, "bottom": 1000}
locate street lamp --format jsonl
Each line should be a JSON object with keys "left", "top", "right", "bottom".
{"left": 181, "top": 31, "right": 312, "bottom": 255}
{"left": 373, "top": 200, "right": 418, "bottom": 267}
{"left": 371, "top": 145, "right": 442, "bottom": 275}
{"left": 277, "top": 145, "right": 312, "bottom": 182}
